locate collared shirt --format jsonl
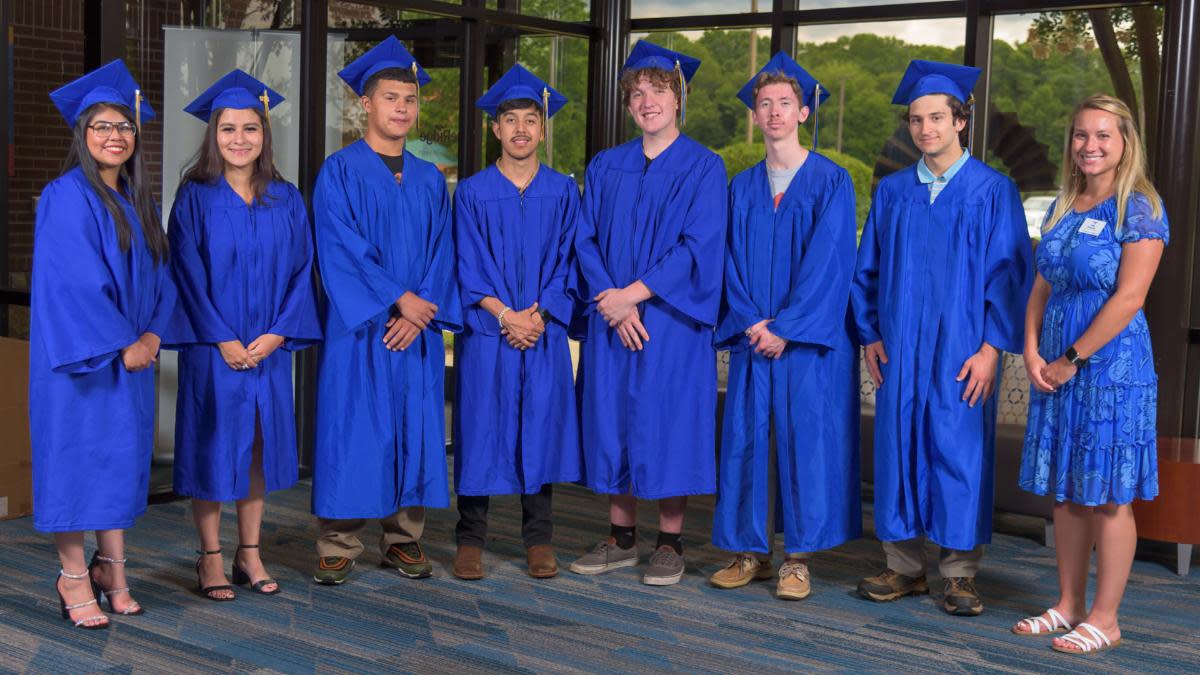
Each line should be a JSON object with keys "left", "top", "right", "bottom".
{"left": 917, "top": 148, "right": 970, "bottom": 204}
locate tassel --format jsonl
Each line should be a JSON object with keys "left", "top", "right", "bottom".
{"left": 260, "top": 88, "right": 271, "bottom": 127}
{"left": 966, "top": 93, "right": 976, "bottom": 157}
{"left": 812, "top": 83, "right": 821, "bottom": 151}
{"left": 413, "top": 62, "right": 420, "bottom": 132}
{"left": 542, "top": 87, "right": 550, "bottom": 141}
{"left": 676, "top": 59, "right": 686, "bottom": 126}
{"left": 134, "top": 88, "right": 142, "bottom": 130}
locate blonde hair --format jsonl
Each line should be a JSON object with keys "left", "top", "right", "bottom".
{"left": 1044, "top": 94, "right": 1162, "bottom": 234}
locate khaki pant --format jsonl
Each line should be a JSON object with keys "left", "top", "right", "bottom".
{"left": 882, "top": 537, "right": 983, "bottom": 578}
{"left": 316, "top": 507, "right": 425, "bottom": 559}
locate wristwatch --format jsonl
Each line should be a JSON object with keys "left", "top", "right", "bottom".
{"left": 1064, "top": 346, "right": 1087, "bottom": 367}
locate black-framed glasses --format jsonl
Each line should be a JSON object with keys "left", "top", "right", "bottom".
{"left": 87, "top": 121, "right": 138, "bottom": 138}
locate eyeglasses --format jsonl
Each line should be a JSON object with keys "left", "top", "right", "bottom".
{"left": 87, "top": 121, "right": 138, "bottom": 138}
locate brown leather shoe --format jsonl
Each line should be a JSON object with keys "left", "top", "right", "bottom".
{"left": 526, "top": 544, "right": 559, "bottom": 579}
{"left": 453, "top": 545, "right": 484, "bottom": 580}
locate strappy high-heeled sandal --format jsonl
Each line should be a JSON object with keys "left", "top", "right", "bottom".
{"left": 231, "top": 544, "right": 281, "bottom": 595}
{"left": 57, "top": 568, "right": 109, "bottom": 629}
{"left": 195, "top": 549, "right": 236, "bottom": 601}
{"left": 88, "top": 552, "right": 145, "bottom": 616}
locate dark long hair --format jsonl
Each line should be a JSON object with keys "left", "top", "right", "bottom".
{"left": 62, "top": 102, "right": 169, "bottom": 264}
{"left": 180, "top": 106, "right": 284, "bottom": 204}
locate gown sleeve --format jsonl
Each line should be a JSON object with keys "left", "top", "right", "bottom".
{"left": 312, "top": 158, "right": 407, "bottom": 334}
{"left": 417, "top": 173, "right": 463, "bottom": 333}
{"left": 537, "top": 180, "right": 581, "bottom": 326}
{"left": 714, "top": 182, "right": 766, "bottom": 348}
{"left": 573, "top": 159, "right": 619, "bottom": 304}
{"left": 769, "top": 167, "right": 857, "bottom": 350}
{"left": 270, "top": 187, "right": 323, "bottom": 350}
{"left": 32, "top": 180, "right": 139, "bottom": 373}
{"left": 639, "top": 152, "right": 729, "bottom": 327}
{"left": 851, "top": 188, "right": 885, "bottom": 346}
{"left": 453, "top": 183, "right": 503, "bottom": 336}
{"left": 165, "top": 184, "right": 238, "bottom": 346}
{"left": 981, "top": 178, "right": 1034, "bottom": 354}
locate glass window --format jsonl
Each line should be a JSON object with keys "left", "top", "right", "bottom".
{"left": 990, "top": 8, "right": 1165, "bottom": 244}
{"left": 632, "top": 0, "right": 755, "bottom": 20}
{"left": 510, "top": 34, "right": 589, "bottom": 181}
{"left": 509, "top": 0, "right": 591, "bottom": 22}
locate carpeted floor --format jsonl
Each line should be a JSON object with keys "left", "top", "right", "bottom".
{"left": 1, "top": 477, "right": 1198, "bottom": 674}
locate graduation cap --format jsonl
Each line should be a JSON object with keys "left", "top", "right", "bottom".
{"left": 736, "top": 52, "right": 831, "bottom": 150}
{"left": 892, "top": 59, "right": 982, "bottom": 154}
{"left": 476, "top": 64, "right": 567, "bottom": 136}
{"left": 183, "top": 69, "right": 285, "bottom": 126}
{"left": 49, "top": 59, "right": 155, "bottom": 129}
{"left": 338, "top": 35, "right": 432, "bottom": 96}
{"left": 621, "top": 40, "right": 701, "bottom": 125}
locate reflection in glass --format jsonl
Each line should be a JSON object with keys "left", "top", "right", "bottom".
{"left": 511, "top": 34, "right": 589, "bottom": 181}
{"left": 632, "top": 0, "right": 753, "bottom": 20}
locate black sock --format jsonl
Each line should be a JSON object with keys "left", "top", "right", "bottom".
{"left": 610, "top": 524, "right": 636, "bottom": 550}
{"left": 656, "top": 531, "right": 682, "bottom": 556}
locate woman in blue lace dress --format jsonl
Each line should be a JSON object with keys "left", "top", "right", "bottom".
{"left": 1013, "top": 95, "right": 1167, "bottom": 655}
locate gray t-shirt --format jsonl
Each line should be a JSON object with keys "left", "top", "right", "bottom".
{"left": 767, "top": 164, "right": 800, "bottom": 201}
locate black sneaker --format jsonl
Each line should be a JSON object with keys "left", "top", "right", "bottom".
{"left": 313, "top": 556, "right": 355, "bottom": 585}
{"left": 942, "top": 577, "right": 983, "bottom": 616}
{"left": 382, "top": 543, "right": 433, "bottom": 579}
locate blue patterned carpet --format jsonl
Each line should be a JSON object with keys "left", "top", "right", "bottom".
{"left": 1, "top": 478, "right": 1198, "bottom": 674}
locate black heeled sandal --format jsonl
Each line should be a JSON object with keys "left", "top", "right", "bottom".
{"left": 57, "top": 568, "right": 109, "bottom": 629}
{"left": 231, "top": 544, "right": 281, "bottom": 595}
{"left": 88, "top": 552, "right": 145, "bottom": 616}
{"left": 195, "top": 549, "right": 236, "bottom": 601}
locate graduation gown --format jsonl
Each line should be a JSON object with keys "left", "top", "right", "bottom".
{"left": 713, "top": 155, "right": 862, "bottom": 554}
{"left": 850, "top": 157, "right": 1033, "bottom": 550}
{"left": 312, "top": 140, "right": 462, "bottom": 519}
{"left": 165, "top": 178, "right": 321, "bottom": 502}
{"left": 453, "top": 165, "right": 582, "bottom": 496}
{"left": 574, "top": 134, "right": 727, "bottom": 499}
{"left": 29, "top": 167, "right": 176, "bottom": 532}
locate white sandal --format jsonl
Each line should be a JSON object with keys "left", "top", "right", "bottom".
{"left": 1011, "top": 607, "right": 1072, "bottom": 635}
{"left": 1051, "top": 622, "right": 1122, "bottom": 654}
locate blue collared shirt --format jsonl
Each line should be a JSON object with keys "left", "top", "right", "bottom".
{"left": 917, "top": 148, "right": 970, "bottom": 204}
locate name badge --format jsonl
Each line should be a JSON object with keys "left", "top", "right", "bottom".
{"left": 1079, "top": 218, "right": 1106, "bottom": 236}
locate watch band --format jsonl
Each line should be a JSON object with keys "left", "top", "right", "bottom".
{"left": 1065, "top": 346, "right": 1087, "bottom": 367}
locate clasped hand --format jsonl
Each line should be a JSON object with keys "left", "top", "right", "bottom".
{"left": 218, "top": 333, "right": 284, "bottom": 370}
{"left": 596, "top": 286, "right": 650, "bottom": 352}
{"left": 384, "top": 291, "right": 439, "bottom": 352}
{"left": 746, "top": 319, "right": 787, "bottom": 359}
{"left": 501, "top": 303, "right": 544, "bottom": 351}
{"left": 1025, "top": 351, "right": 1077, "bottom": 393}
{"left": 121, "top": 332, "right": 160, "bottom": 372}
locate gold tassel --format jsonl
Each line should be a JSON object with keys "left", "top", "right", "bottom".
{"left": 675, "top": 59, "right": 686, "bottom": 126}
{"left": 542, "top": 87, "right": 550, "bottom": 142}
{"left": 412, "top": 62, "right": 420, "bottom": 132}
{"left": 134, "top": 88, "right": 142, "bottom": 130}
{"left": 260, "top": 88, "right": 271, "bottom": 127}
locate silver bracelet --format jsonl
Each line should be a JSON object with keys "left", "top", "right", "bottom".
{"left": 497, "top": 306, "right": 512, "bottom": 328}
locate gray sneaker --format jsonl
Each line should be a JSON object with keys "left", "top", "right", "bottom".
{"left": 569, "top": 537, "right": 638, "bottom": 575}
{"left": 642, "top": 545, "right": 684, "bottom": 586}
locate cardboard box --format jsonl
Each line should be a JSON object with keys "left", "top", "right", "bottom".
{"left": 0, "top": 337, "right": 32, "bottom": 521}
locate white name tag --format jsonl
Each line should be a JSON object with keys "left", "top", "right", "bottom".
{"left": 1079, "top": 218, "right": 1107, "bottom": 236}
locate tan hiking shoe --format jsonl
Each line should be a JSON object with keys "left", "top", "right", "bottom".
{"left": 776, "top": 559, "right": 811, "bottom": 600}
{"left": 942, "top": 577, "right": 983, "bottom": 616}
{"left": 857, "top": 568, "right": 929, "bottom": 601}
{"left": 709, "top": 553, "right": 773, "bottom": 589}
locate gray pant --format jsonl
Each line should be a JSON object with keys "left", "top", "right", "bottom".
{"left": 881, "top": 537, "right": 983, "bottom": 578}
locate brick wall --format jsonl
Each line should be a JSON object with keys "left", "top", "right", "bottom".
{"left": 5, "top": 0, "right": 183, "bottom": 292}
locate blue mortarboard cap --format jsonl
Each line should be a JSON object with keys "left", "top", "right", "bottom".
{"left": 476, "top": 64, "right": 568, "bottom": 119}
{"left": 891, "top": 59, "right": 981, "bottom": 105}
{"left": 49, "top": 59, "right": 156, "bottom": 128}
{"left": 621, "top": 40, "right": 701, "bottom": 82}
{"left": 736, "top": 52, "right": 828, "bottom": 110}
{"left": 338, "top": 36, "right": 431, "bottom": 96}
{"left": 183, "top": 69, "right": 284, "bottom": 122}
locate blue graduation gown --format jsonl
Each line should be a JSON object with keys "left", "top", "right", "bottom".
{"left": 850, "top": 157, "right": 1033, "bottom": 550}
{"left": 312, "top": 140, "right": 462, "bottom": 519}
{"left": 164, "top": 178, "right": 321, "bottom": 502}
{"left": 713, "top": 155, "right": 862, "bottom": 554}
{"left": 574, "top": 134, "right": 727, "bottom": 499}
{"left": 453, "top": 165, "right": 582, "bottom": 496}
{"left": 29, "top": 167, "right": 176, "bottom": 532}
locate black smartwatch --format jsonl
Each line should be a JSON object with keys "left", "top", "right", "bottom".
{"left": 1064, "top": 346, "right": 1087, "bottom": 367}
{"left": 539, "top": 307, "right": 553, "bottom": 324}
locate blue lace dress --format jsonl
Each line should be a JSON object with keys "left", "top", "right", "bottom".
{"left": 1019, "top": 193, "right": 1168, "bottom": 505}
